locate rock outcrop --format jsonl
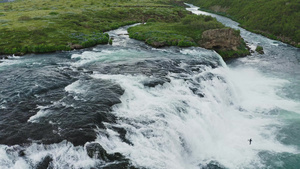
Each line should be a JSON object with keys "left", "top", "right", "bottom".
{"left": 201, "top": 28, "right": 241, "bottom": 51}
{"left": 85, "top": 142, "right": 138, "bottom": 169}
{"left": 68, "top": 43, "right": 83, "bottom": 49}
{"left": 36, "top": 155, "right": 53, "bottom": 169}
{"left": 255, "top": 45, "right": 264, "bottom": 54}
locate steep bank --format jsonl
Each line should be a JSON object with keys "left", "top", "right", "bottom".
{"left": 185, "top": 0, "right": 300, "bottom": 48}
{"left": 128, "top": 15, "right": 249, "bottom": 59}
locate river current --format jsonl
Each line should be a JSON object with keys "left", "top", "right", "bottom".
{"left": 0, "top": 4, "right": 299, "bottom": 169}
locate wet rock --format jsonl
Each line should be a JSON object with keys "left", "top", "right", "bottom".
{"left": 0, "top": 55, "right": 8, "bottom": 59}
{"left": 86, "top": 143, "right": 127, "bottom": 162}
{"left": 142, "top": 77, "right": 170, "bottom": 87}
{"left": 5, "top": 145, "right": 26, "bottom": 157}
{"left": 112, "top": 126, "right": 133, "bottom": 145}
{"left": 14, "top": 52, "right": 25, "bottom": 56}
{"left": 86, "top": 143, "right": 112, "bottom": 161}
{"left": 62, "top": 128, "right": 97, "bottom": 146}
{"left": 255, "top": 45, "right": 264, "bottom": 54}
{"left": 18, "top": 150, "right": 26, "bottom": 157}
{"left": 199, "top": 161, "right": 225, "bottom": 169}
{"left": 189, "top": 87, "right": 205, "bottom": 97}
{"left": 36, "top": 155, "right": 53, "bottom": 169}
{"left": 83, "top": 70, "right": 93, "bottom": 74}
{"left": 101, "top": 161, "right": 139, "bottom": 169}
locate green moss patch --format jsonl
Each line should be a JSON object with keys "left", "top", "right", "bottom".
{"left": 0, "top": 0, "right": 189, "bottom": 55}
{"left": 128, "top": 14, "right": 224, "bottom": 48}
{"left": 128, "top": 14, "right": 249, "bottom": 58}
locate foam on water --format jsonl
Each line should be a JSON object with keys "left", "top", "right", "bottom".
{"left": 27, "top": 109, "right": 51, "bottom": 123}
{"left": 71, "top": 50, "right": 114, "bottom": 67}
{"left": 0, "top": 142, "right": 97, "bottom": 169}
{"left": 28, "top": 100, "right": 70, "bottom": 123}
{"left": 91, "top": 60, "right": 299, "bottom": 169}
{"left": 107, "top": 23, "right": 141, "bottom": 47}
{"left": 0, "top": 56, "right": 23, "bottom": 70}
{"left": 227, "top": 67, "right": 300, "bottom": 114}
{"left": 65, "top": 80, "right": 88, "bottom": 95}
{"left": 27, "top": 79, "right": 91, "bottom": 123}
{"left": 70, "top": 49, "right": 155, "bottom": 67}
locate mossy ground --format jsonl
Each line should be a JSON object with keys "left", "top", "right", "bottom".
{"left": 0, "top": 0, "right": 186, "bottom": 54}
{"left": 215, "top": 41, "right": 250, "bottom": 59}
{"left": 128, "top": 15, "right": 249, "bottom": 58}
{"left": 0, "top": 0, "right": 249, "bottom": 58}
{"left": 128, "top": 15, "right": 224, "bottom": 47}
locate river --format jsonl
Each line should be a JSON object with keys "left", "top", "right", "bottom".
{"left": 0, "top": 4, "right": 299, "bottom": 169}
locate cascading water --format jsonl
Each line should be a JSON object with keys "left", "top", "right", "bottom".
{"left": 0, "top": 4, "right": 299, "bottom": 169}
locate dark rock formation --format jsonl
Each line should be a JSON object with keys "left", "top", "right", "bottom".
{"left": 86, "top": 142, "right": 138, "bottom": 169}
{"left": 36, "top": 155, "right": 53, "bottom": 169}
{"left": 86, "top": 143, "right": 125, "bottom": 161}
{"left": 189, "top": 87, "right": 205, "bottom": 97}
{"left": 86, "top": 143, "right": 111, "bottom": 161}
{"left": 201, "top": 28, "right": 241, "bottom": 51}
{"left": 18, "top": 150, "right": 26, "bottom": 157}
{"left": 111, "top": 126, "right": 133, "bottom": 145}
{"left": 101, "top": 162, "right": 139, "bottom": 169}
{"left": 142, "top": 77, "right": 171, "bottom": 87}
{"left": 0, "top": 55, "right": 8, "bottom": 60}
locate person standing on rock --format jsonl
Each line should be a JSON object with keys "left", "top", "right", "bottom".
{"left": 249, "top": 138, "right": 252, "bottom": 145}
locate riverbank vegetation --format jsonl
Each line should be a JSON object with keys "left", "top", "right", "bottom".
{"left": 128, "top": 15, "right": 249, "bottom": 58}
{"left": 0, "top": 0, "right": 249, "bottom": 59}
{"left": 128, "top": 15, "right": 224, "bottom": 47}
{"left": 0, "top": 0, "right": 186, "bottom": 55}
{"left": 186, "top": 0, "right": 300, "bottom": 48}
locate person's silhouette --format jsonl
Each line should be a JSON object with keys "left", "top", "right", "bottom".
{"left": 249, "top": 138, "right": 252, "bottom": 145}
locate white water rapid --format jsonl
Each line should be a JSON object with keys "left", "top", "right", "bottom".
{"left": 92, "top": 51, "right": 298, "bottom": 169}
{"left": 0, "top": 3, "right": 299, "bottom": 169}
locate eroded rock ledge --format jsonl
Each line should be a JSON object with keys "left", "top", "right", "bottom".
{"left": 199, "top": 28, "right": 250, "bottom": 58}
{"left": 201, "top": 28, "right": 241, "bottom": 51}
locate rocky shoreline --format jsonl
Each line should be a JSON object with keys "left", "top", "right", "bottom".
{"left": 0, "top": 26, "right": 250, "bottom": 60}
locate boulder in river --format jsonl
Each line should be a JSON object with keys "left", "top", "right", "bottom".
{"left": 86, "top": 142, "right": 110, "bottom": 161}
{"left": 255, "top": 45, "right": 264, "bottom": 54}
{"left": 86, "top": 142, "right": 138, "bottom": 168}
{"left": 86, "top": 142, "right": 125, "bottom": 161}
{"left": 36, "top": 155, "right": 53, "bottom": 169}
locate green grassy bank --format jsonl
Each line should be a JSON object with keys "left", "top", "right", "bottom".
{"left": 128, "top": 14, "right": 249, "bottom": 58}
{"left": 186, "top": 0, "right": 300, "bottom": 48}
{"left": 128, "top": 15, "right": 224, "bottom": 47}
{"left": 0, "top": 0, "right": 249, "bottom": 59}
{"left": 0, "top": 0, "right": 188, "bottom": 55}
